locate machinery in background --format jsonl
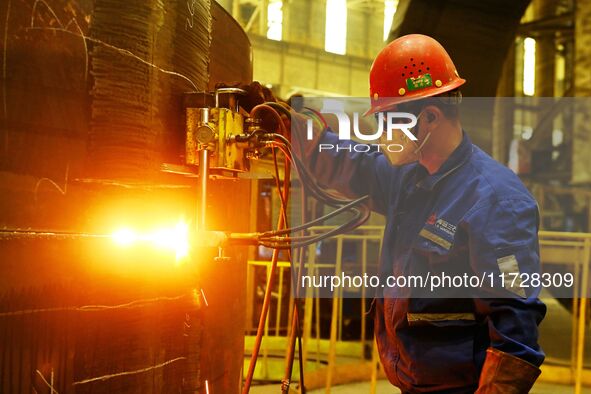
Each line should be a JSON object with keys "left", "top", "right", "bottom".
{"left": 157, "top": 87, "right": 373, "bottom": 393}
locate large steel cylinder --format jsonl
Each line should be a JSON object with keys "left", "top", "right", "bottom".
{"left": 0, "top": 1, "right": 253, "bottom": 393}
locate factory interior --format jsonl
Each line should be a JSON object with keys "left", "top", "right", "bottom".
{"left": 1, "top": 0, "right": 591, "bottom": 393}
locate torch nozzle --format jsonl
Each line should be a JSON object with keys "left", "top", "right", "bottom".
{"left": 194, "top": 231, "right": 260, "bottom": 248}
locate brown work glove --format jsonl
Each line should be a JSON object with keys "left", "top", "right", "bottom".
{"left": 476, "top": 348, "right": 541, "bottom": 394}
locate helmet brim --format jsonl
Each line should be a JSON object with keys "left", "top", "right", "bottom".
{"left": 363, "top": 78, "right": 466, "bottom": 117}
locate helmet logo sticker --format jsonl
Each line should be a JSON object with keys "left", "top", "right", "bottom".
{"left": 406, "top": 73, "right": 433, "bottom": 91}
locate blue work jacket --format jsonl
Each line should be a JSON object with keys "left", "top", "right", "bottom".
{"left": 306, "top": 130, "right": 546, "bottom": 393}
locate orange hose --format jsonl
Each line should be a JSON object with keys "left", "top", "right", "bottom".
{"left": 242, "top": 106, "right": 291, "bottom": 394}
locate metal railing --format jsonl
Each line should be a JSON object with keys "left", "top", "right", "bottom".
{"left": 539, "top": 231, "right": 591, "bottom": 394}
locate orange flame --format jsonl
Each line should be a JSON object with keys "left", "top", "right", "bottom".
{"left": 111, "top": 219, "right": 190, "bottom": 262}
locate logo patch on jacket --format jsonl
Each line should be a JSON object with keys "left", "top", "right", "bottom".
{"left": 427, "top": 213, "right": 437, "bottom": 225}
{"left": 420, "top": 215, "right": 456, "bottom": 250}
{"left": 435, "top": 218, "right": 456, "bottom": 237}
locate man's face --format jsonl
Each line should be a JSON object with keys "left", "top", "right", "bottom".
{"left": 374, "top": 106, "right": 427, "bottom": 165}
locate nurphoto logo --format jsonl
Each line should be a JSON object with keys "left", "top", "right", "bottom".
{"left": 306, "top": 111, "right": 418, "bottom": 153}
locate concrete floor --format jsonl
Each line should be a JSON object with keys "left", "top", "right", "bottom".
{"left": 250, "top": 380, "right": 591, "bottom": 393}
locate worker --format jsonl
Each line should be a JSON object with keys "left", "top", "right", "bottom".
{"left": 245, "top": 33, "right": 545, "bottom": 393}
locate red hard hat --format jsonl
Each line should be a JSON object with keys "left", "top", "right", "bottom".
{"left": 365, "top": 34, "right": 466, "bottom": 115}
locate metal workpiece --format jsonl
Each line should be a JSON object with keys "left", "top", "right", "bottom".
{"left": 0, "top": 228, "right": 111, "bottom": 241}
{"left": 0, "top": 1, "right": 252, "bottom": 392}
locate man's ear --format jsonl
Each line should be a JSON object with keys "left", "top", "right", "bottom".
{"left": 423, "top": 105, "right": 441, "bottom": 123}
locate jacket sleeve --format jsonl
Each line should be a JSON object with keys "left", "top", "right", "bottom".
{"left": 466, "top": 198, "right": 546, "bottom": 367}
{"left": 290, "top": 113, "right": 400, "bottom": 216}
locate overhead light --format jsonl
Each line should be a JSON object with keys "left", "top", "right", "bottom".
{"left": 267, "top": 0, "right": 283, "bottom": 41}
{"left": 383, "top": 0, "right": 398, "bottom": 41}
{"left": 325, "top": 0, "right": 347, "bottom": 55}
{"left": 523, "top": 37, "right": 536, "bottom": 96}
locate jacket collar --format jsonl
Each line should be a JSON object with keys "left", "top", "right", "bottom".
{"left": 414, "top": 131, "right": 473, "bottom": 191}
